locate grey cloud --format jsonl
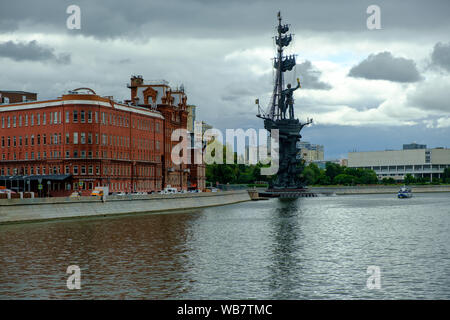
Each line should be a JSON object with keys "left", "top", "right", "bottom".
{"left": 296, "top": 60, "right": 331, "bottom": 90}
{"left": 348, "top": 51, "right": 421, "bottom": 83}
{"left": 408, "top": 79, "right": 450, "bottom": 113}
{"left": 431, "top": 42, "right": 450, "bottom": 72}
{"left": 1, "top": 0, "right": 450, "bottom": 40}
{"left": 0, "top": 40, "right": 71, "bottom": 64}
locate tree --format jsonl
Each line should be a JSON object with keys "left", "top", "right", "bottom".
{"left": 302, "top": 163, "right": 321, "bottom": 185}
{"left": 443, "top": 168, "right": 450, "bottom": 184}
{"left": 325, "top": 162, "right": 343, "bottom": 182}
{"left": 382, "top": 177, "right": 396, "bottom": 185}
{"left": 404, "top": 174, "right": 416, "bottom": 185}
{"left": 333, "top": 174, "right": 356, "bottom": 186}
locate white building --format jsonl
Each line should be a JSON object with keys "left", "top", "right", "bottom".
{"left": 348, "top": 147, "right": 450, "bottom": 181}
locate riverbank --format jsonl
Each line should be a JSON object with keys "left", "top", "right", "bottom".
{"left": 0, "top": 190, "right": 251, "bottom": 225}
{"left": 310, "top": 185, "right": 450, "bottom": 195}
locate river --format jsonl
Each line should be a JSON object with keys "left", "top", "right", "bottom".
{"left": 0, "top": 192, "right": 449, "bottom": 299}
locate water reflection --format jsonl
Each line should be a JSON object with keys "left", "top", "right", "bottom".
{"left": 268, "top": 199, "right": 305, "bottom": 299}
{"left": 0, "top": 212, "right": 202, "bottom": 299}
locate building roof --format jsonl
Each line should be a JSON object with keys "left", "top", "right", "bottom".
{"left": 0, "top": 91, "right": 37, "bottom": 94}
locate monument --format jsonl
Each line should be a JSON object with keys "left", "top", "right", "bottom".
{"left": 256, "top": 11, "right": 314, "bottom": 198}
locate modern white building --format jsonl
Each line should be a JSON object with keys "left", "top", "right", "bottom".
{"left": 348, "top": 147, "right": 450, "bottom": 181}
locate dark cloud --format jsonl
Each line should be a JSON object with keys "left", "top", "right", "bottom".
{"left": 348, "top": 51, "right": 421, "bottom": 83}
{"left": 0, "top": 40, "right": 71, "bottom": 64}
{"left": 431, "top": 42, "right": 450, "bottom": 72}
{"left": 408, "top": 79, "right": 450, "bottom": 113}
{"left": 296, "top": 60, "right": 331, "bottom": 90}
{"left": 1, "top": 0, "right": 450, "bottom": 40}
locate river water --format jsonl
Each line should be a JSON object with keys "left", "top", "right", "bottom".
{"left": 0, "top": 192, "right": 449, "bottom": 299}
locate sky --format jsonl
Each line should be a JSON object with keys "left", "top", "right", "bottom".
{"left": 1, "top": 0, "right": 450, "bottom": 159}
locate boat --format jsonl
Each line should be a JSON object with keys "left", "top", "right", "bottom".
{"left": 398, "top": 186, "right": 412, "bottom": 198}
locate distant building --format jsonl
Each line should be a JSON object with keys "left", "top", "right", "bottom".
{"left": 348, "top": 146, "right": 450, "bottom": 181}
{"left": 296, "top": 141, "right": 324, "bottom": 163}
{"left": 403, "top": 142, "right": 426, "bottom": 150}
{"left": 0, "top": 91, "right": 37, "bottom": 104}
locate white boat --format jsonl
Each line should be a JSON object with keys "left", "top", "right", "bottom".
{"left": 398, "top": 186, "right": 412, "bottom": 198}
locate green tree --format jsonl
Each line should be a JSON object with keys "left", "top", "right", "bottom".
{"left": 325, "top": 162, "right": 343, "bottom": 182}
{"left": 382, "top": 177, "right": 396, "bottom": 185}
{"left": 404, "top": 173, "right": 416, "bottom": 185}
{"left": 302, "top": 163, "right": 321, "bottom": 185}
{"left": 443, "top": 168, "right": 450, "bottom": 184}
{"left": 333, "top": 174, "right": 356, "bottom": 186}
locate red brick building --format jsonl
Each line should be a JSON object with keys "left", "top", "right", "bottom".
{"left": 127, "top": 76, "right": 195, "bottom": 191}
{"left": 0, "top": 91, "right": 37, "bottom": 104}
{"left": 0, "top": 76, "right": 206, "bottom": 196}
{"left": 0, "top": 87, "right": 165, "bottom": 196}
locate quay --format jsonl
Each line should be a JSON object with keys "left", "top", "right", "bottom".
{"left": 310, "top": 185, "right": 450, "bottom": 195}
{"left": 0, "top": 190, "right": 251, "bottom": 225}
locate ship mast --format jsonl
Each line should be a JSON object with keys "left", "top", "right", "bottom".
{"left": 259, "top": 11, "right": 295, "bottom": 121}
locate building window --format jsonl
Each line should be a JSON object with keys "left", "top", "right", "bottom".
{"left": 43, "top": 113, "right": 46, "bottom": 125}
{"left": 65, "top": 166, "right": 70, "bottom": 174}
{"left": 73, "top": 132, "right": 78, "bottom": 144}
{"left": 37, "top": 114, "right": 40, "bottom": 125}
{"left": 81, "top": 110, "right": 85, "bottom": 123}
{"left": 95, "top": 111, "right": 98, "bottom": 123}
{"left": 81, "top": 132, "right": 85, "bottom": 144}
{"left": 54, "top": 112, "right": 58, "bottom": 124}
{"left": 88, "top": 165, "right": 93, "bottom": 175}
{"left": 66, "top": 111, "right": 70, "bottom": 123}
{"left": 81, "top": 166, "right": 86, "bottom": 175}
{"left": 88, "top": 110, "right": 92, "bottom": 123}
{"left": 73, "top": 110, "right": 78, "bottom": 123}
{"left": 66, "top": 150, "right": 70, "bottom": 158}
{"left": 88, "top": 133, "right": 92, "bottom": 144}
{"left": 7, "top": 116, "right": 10, "bottom": 128}
{"left": 25, "top": 115, "right": 28, "bottom": 126}
{"left": 31, "top": 114, "right": 34, "bottom": 126}
{"left": 13, "top": 116, "right": 16, "bottom": 128}
{"left": 66, "top": 133, "right": 70, "bottom": 144}
{"left": 81, "top": 150, "right": 86, "bottom": 158}
{"left": 73, "top": 166, "right": 78, "bottom": 175}
{"left": 19, "top": 115, "right": 22, "bottom": 127}
{"left": 73, "top": 150, "right": 78, "bottom": 158}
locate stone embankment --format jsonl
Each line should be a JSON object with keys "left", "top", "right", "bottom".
{"left": 0, "top": 190, "right": 251, "bottom": 224}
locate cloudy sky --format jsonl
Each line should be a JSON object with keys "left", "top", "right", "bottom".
{"left": 1, "top": 0, "right": 450, "bottom": 159}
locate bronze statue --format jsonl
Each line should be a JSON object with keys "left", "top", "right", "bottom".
{"left": 282, "top": 78, "right": 301, "bottom": 119}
